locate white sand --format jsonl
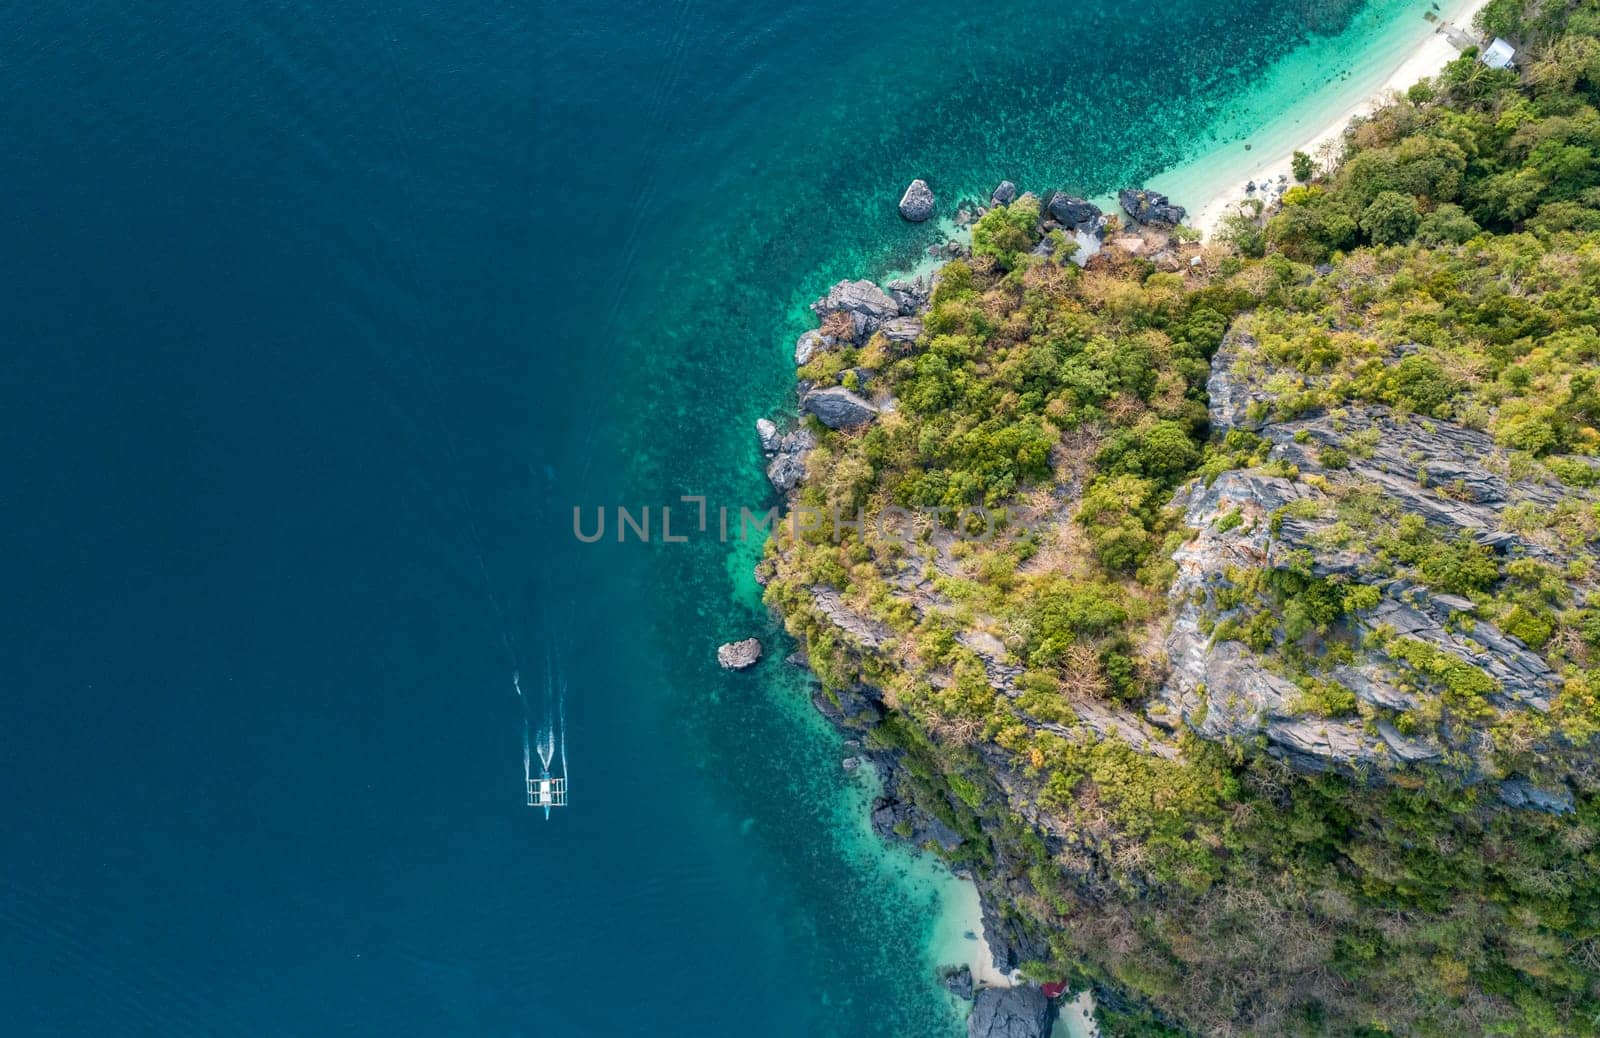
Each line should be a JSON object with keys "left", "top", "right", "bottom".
{"left": 929, "top": 876, "right": 1017, "bottom": 989}
{"left": 933, "top": 878, "right": 1102, "bottom": 1036}
{"left": 1184, "top": 0, "right": 1492, "bottom": 237}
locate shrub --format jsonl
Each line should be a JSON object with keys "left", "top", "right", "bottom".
{"left": 1415, "top": 203, "right": 1481, "bottom": 244}
{"left": 1291, "top": 150, "right": 1315, "bottom": 183}
{"left": 972, "top": 194, "right": 1042, "bottom": 268}
{"left": 1360, "top": 190, "right": 1422, "bottom": 244}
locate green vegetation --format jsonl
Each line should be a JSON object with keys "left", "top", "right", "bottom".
{"left": 765, "top": 4, "right": 1600, "bottom": 1033}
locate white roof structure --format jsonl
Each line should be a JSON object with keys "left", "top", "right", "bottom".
{"left": 1483, "top": 37, "right": 1516, "bottom": 69}
{"left": 528, "top": 775, "right": 567, "bottom": 807}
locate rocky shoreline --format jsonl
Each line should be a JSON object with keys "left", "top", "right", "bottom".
{"left": 750, "top": 180, "right": 1200, "bottom": 1037}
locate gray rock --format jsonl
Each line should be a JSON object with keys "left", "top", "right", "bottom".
{"left": 1207, "top": 329, "right": 1276, "bottom": 433}
{"left": 1154, "top": 360, "right": 1573, "bottom": 782}
{"left": 778, "top": 427, "right": 816, "bottom": 455}
{"left": 869, "top": 796, "right": 962, "bottom": 852}
{"left": 811, "top": 280, "right": 902, "bottom": 341}
{"left": 899, "top": 178, "right": 936, "bottom": 222}
{"left": 802, "top": 386, "right": 879, "bottom": 429}
{"left": 968, "top": 986, "right": 1052, "bottom": 1038}
{"left": 766, "top": 427, "right": 815, "bottom": 491}
{"left": 884, "top": 277, "right": 930, "bottom": 316}
{"left": 1118, "top": 187, "right": 1187, "bottom": 226}
{"left": 879, "top": 316, "right": 924, "bottom": 346}
{"left": 1498, "top": 778, "right": 1575, "bottom": 814}
{"left": 766, "top": 450, "right": 808, "bottom": 492}
{"left": 756, "top": 418, "right": 781, "bottom": 454}
{"left": 942, "top": 965, "right": 975, "bottom": 1001}
{"left": 716, "top": 638, "right": 762, "bottom": 671}
{"left": 794, "top": 329, "right": 834, "bottom": 366}
{"left": 991, "top": 180, "right": 1017, "bottom": 205}
{"left": 1047, "top": 192, "right": 1101, "bottom": 230}
{"left": 809, "top": 586, "right": 892, "bottom": 648}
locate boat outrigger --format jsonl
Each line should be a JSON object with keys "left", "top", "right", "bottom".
{"left": 528, "top": 767, "right": 567, "bottom": 819}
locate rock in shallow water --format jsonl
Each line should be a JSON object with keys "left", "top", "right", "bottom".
{"left": 755, "top": 418, "right": 780, "bottom": 454}
{"left": 1118, "top": 187, "right": 1186, "bottom": 226}
{"left": 1047, "top": 191, "right": 1100, "bottom": 229}
{"left": 991, "top": 180, "right": 1017, "bottom": 205}
{"left": 716, "top": 638, "right": 763, "bottom": 671}
{"left": 899, "top": 178, "right": 936, "bottom": 221}
{"left": 941, "top": 964, "right": 975, "bottom": 1001}
{"left": 968, "top": 985, "right": 1052, "bottom": 1038}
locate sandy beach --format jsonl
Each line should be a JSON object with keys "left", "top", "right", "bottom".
{"left": 1182, "top": 0, "right": 1493, "bottom": 237}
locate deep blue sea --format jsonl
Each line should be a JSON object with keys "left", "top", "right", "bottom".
{"left": 2, "top": 1, "right": 1427, "bottom": 1034}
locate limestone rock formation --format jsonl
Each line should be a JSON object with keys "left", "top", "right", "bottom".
{"left": 765, "top": 427, "right": 815, "bottom": 492}
{"left": 899, "top": 178, "right": 936, "bottom": 221}
{"left": 801, "top": 386, "right": 879, "bottom": 429}
{"left": 716, "top": 638, "right": 763, "bottom": 670}
{"left": 1047, "top": 192, "right": 1100, "bottom": 230}
{"left": 755, "top": 418, "right": 780, "bottom": 454}
{"left": 1118, "top": 187, "right": 1186, "bottom": 225}
{"left": 1154, "top": 330, "right": 1579, "bottom": 789}
{"left": 810, "top": 279, "right": 901, "bottom": 341}
{"left": 968, "top": 986, "right": 1052, "bottom": 1038}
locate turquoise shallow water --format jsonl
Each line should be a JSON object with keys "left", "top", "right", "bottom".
{"left": 1, "top": 1, "right": 1446, "bottom": 1034}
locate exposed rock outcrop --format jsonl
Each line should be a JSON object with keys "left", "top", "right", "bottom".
{"left": 794, "top": 329, "right": 834, "bottom": 366}
{"left": 900, "top": 178, "right": 936, "bottom": 221}
{"left": 991, "top": 180, "right": 1017, "bottom": 206}
{"left": 802, "top": 386, "right": 879, "bottom": 429}
{"left": 884, "top": 276, "right": 931, "bottom": 316}
{"left": 968, "top": 986, "right": 1053, "bottom": 1038}
{"left": 1118, "top": 187, "right": 1186, "bottom": 226}
{"left": 871, "top": 795, "right": 963, "bottom": 851}
{"left": 811, "top": 280, "right": 902, "bottom": 342}
{"left": 879, "top": 315, "right": 924, "bottom": 346}
{"left": 766, "top": 427, "right": 815, "bottom": 492}
{"left": 1155, "top": 332, "right": 1577, "bottom": 784}
{"left": 716, "top": 638, "right": 763, "bottom": 671}
{"left": 808, "top": 586, "right": 892, "bottom": 648}
{"left": 942, "top": 965, "right": 976, "bottom": 1001}
{"left": 1205, "top": 329, "right": 1275, "bottom": 432}
{"left": 1047, "top": 192, "right": 1101, "bottom": 230}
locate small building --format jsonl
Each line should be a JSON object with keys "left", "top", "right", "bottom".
{"left": 1482, "top": 37, "right": 1516, "bottom": 69}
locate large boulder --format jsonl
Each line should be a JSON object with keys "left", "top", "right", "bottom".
{"left": 802, "top": 386, "right": 879, "bottom": 429}
{"left": 767, "top": 451, "right": 807, "bottom": 492}
{"left": 968, "top": 986, "right": 1052, "bottom": 1038}
{"left": 756, "top": 418, "right": 781, "bottom": 454}
{"left": 899, "top": 178, "right": 936, "bottom": 221}
{"left": 941, "top": 965, "right": 975, "bottom": 1001}
{"left": 884, "top": 276, "right": 930, "bottom": 316}
{"left": 811, "top": 280, "right": 902, "bottom": 341}
{"left": 1047, "top": 192, "right": 1100, "bottom": 230}
{"left": 870, "top": 796, "right": 963, "bottom": 852}
{"left": 1118, "top": 188, "right": 1186, "bottom": 226}
{"left": 716, "top": 638, "right": 763, "bottom": 671}
{"left": 794, "top": 329, "right": 834, "bottom": 366}
{"left": 991, "top": 180, "right": 1017, "bottom": 206}
{"left": 766, "top": 427, "right": 816, "bottom": 491}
